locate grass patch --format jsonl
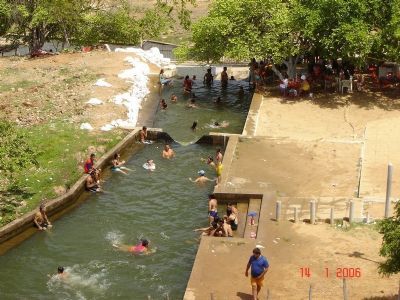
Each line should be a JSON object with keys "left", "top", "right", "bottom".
{"left": 0, "top": 121, "right": 126, "bottom": 226}
{"left": 0, "top": 79, "right": 37, "bottom": 92}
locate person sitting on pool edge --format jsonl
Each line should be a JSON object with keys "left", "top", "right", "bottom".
{"left": 84, "top": 153, "right": 96, "bottom": 174}
{"left": 189, "top": 170, "right": 216, "bottom": 184}
{"left": 159, "top": 69, "right": 172, "bottom": 86}
{"left": 162, "top": 144, "right": 175, "bottom": 159}
{"left": 139, "top": 126, "right": 147, "bottom": 143}
{"left": 111, "top": 153, "right": 130, "bottom": 175}
{"left": 86, "top": 169, "right": 102, "bottom": 192}
{"left": 34, "top": 203, "right": 52, "bottom": 230}
{"left": 113, "top": 239, "right": 150, "bottom": 254}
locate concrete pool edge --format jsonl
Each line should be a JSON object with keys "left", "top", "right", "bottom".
{"left": 0, "top": 128, "right": 166, "bottom": 245}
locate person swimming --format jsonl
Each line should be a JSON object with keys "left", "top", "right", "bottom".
{"left": 187, "top": 98, "right": 197, "bottom": 108}
{"left": 143, "top": 159, "right": 156, "bottom": 171}
{"left": 162, "top": 144, "right": 175, "bottom": 159}
{"left": 113, "top": 239, "right": 150, "bottom": 254}
{"left": 160, "top": 99, "right": 168, "bottom": 110}
{"left": 111, "top": 153, "right": 131, "bottom": 174}
{"left": 189, "top": 170, "right": 216, "bottom": 184}
{"left": 191, "top": 121, "right": 198, "bottom": 131}
{"left": 170, "top": 94, "right": 178, "bottom": 102}
{"left": 210, "top": 120, "right": 229, "bottom": 128}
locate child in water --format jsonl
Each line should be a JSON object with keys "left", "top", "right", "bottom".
{"left": 143, "top": 159, "right": 156, "bottom": 171}
{"left": 113, "top": 239, "right": 151, "bottom": 254}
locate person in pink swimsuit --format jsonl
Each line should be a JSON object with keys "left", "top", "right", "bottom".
{"left": 113, "top": 239, "right": 149, "bottom": 254}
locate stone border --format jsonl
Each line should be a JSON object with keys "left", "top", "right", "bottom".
{"left": 0, "top": 128, "right": 166, "bottom": 244}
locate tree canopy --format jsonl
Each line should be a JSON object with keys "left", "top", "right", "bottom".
{"left": 175, "top": 0, "right": 400, "bottom": 78}
{"left": 378, "top": 201, "right": 400, "bottom": 276}
{"left": 0, "top": 0, "right": 196, "bottom": 54}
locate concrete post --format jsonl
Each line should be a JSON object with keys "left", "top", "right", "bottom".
{"left": 343, "top": 278, "right": 348, "bottom": 300}
{"left": 275, "top": 201, "right": 281, "bottom": 221}
{"left": 310, "top": 201, "right": 316, "bottom": 224}
{"left": 385, "top": 163, "right": 393, "bottom": 218}
{"left": 294, "top": 207, "right": 298, "bottom": 223}
{"left": 365, "top": 212, "right": 369, "bottom": 224}
{"left": 349, "top": 201, "right": 354, "bottom": 223}
{"left": 330, "top": 207, "right": 334, "bottom": 226}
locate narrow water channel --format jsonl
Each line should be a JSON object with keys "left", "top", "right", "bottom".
{"left": 0, "top": 76, "right": 252, "bottom": 299}
{"left": 0, "top": 143, "right": 215, "bottom": 299}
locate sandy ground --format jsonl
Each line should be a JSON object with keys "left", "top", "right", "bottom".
{"left": 186, "top": 221, "right": 399, "bottom": 300}
{"left": 0, "top": 50, "right": 160, "bottom": 130}
{"left": 255, "top": 93, "right": 400, "bottom": 201}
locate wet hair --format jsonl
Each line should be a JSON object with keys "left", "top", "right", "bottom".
{"left": 208, "top": 194, "right": 215, "bottom": 199}
{"left": 211, "top": 221, "right": 218, "bottom": 229}
{"left": 207, "top": 68, "right": 211, "bottom": 73}
{"left": 191, "top": 121, "right": 197, "bottom": 130}
{"left": 216, "top": 148, "right": 221, "bottom": 153}
{"left": 90, "top": 153, "right": 96, "bottom": 158}
{"left": 185, "top": 75, "right": 189, "bottom": 80}
{"left": 113, "top": 153, "right": 119, "bottom": 159}
{"left": 214, "top": 121, "right": 220, "bottom": 126}
{"left": 207, "top": 156, "right": 214, "bottom": 163}
{"left": 58, "top": 266, "right": 64, "bottom": 274}
{"left": 223, "top": 66, "right": 227, "bottom": 71}
{"left": 226, "top": 206, "right": 233, "bottom": 216}
{"left": 253, "top": 247, "right": 261, "bottom": 255}
{"left": 39, "top": 203, "right": 45, "bottom": 211}
{"left": 141, "top": 239, "right": 149, "bottom": 247}
{"left": 142, "top": 126, "right": 147, "bottom": 130}
{"left": 192, "top": 75, "right": 196, "bottom": 80}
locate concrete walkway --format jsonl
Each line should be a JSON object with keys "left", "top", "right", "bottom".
{"left": 184, "top": 92, "right": 400, "bottom": 299}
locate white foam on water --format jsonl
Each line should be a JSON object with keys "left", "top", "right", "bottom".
{"left": 105, "top": 230, "right": 125, "bottom": 245}
{"left": 47, "top": 262, "right": 111, "bottom": 299}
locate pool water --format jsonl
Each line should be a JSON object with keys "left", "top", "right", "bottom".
{"left": 154, "top": 79, "right": 252, "bottom": 143}
{"left": 0, "top": 143, "right": 216, "bottom": 299}
{"left": 0, "top": 75, "right": 252, "bottom": 300}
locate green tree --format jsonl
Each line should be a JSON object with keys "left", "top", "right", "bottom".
{"left": 1, "top": 0, "right": 196, "bottom": 54}
{"left": 176, "top": 0, "right": 398, "bottom": 78}
{"left": 378, "top": 201, "right": 400, "bottom": 275}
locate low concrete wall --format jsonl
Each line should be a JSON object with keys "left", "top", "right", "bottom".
{"left": 0, "top": 128, "right": 164, "bottom": 245}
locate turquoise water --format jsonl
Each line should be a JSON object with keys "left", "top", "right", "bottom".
{"left": 154, "top": 79, "right": 252, "bottom": 143}
{"left": 0, "top": 143, "right": 215, "bottom": 299}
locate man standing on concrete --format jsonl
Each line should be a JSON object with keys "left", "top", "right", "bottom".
{"left": 245, "top": 247, "right": 269, "bottom": 300}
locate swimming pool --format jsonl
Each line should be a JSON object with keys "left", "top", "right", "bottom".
{"left": 153, "top": 78, "right": 252, "bottom": 143}
{"left": 0, "top": 74, "right": 252, "bottom": 299}
{"left": 0, "top": 143, "right": 216, "bottom": 299}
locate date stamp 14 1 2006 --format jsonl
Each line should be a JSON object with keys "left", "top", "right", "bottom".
{"left": 300, "top": 267, "right": 361, "bottom": 278}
